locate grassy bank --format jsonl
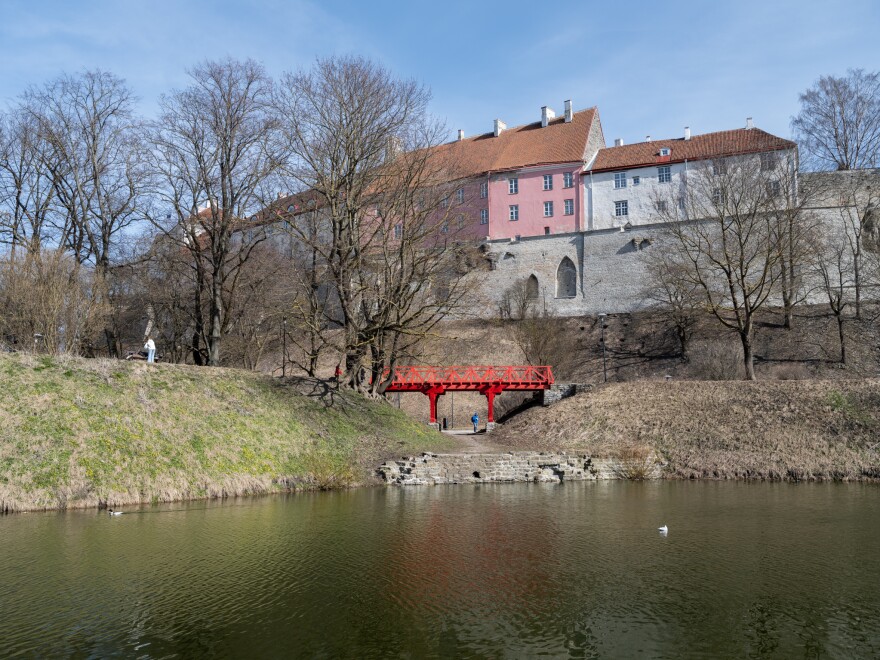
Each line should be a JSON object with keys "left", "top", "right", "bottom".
{"left": 492, "top": 380, "right": 880, "bottom": 481}
{"left": 0, "top": 353, "right": 454, "bottom": 513}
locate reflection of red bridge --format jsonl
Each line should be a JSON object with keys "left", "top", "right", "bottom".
{"left": 384, "top": 365, "right": 555, "bottom": 425}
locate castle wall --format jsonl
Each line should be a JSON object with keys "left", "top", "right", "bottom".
{"left": 478, "top": 225, "right": 664, "bottom": 316}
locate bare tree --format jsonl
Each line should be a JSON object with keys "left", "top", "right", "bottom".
{"left": 0, "top": 249, "right": 108, "bottom": 354}
{"left": 276, "top": 55, "right": 469, "bottom": 395}
{"left": 499, "top": 276, "right": 538, "bottom": 321}
{"left": 0, "top": 110, "right": 57, "bottom": 257}
{"left": 764, "top": 159, "right": 822, "bottom": 329}
{"left": 641, "top": 247, "right": 702, "bottom": 360}
{"left": 812, "top": 222, "right": 853, "bottom": 363}
{"left": 656, "top": 153, "right": 789, "bottom": 379}
{"left": 792, "top": 69, "right": 880, "bottom": 171}
{"left": 19, "top": 71, "right": 148, "bottom": 356}
{"left": 148, "top": 58, "right": 286, "bottom": 367}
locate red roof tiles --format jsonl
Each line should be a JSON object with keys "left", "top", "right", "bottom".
{"left": 432, "top": 108, "right": 599, "bottom": 179}
{"left": 589, "top": 128, "right": 796, "bottom": 173}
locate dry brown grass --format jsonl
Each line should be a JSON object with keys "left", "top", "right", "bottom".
{"left": 490, "top": 379, "right": 880, "bottom": 481}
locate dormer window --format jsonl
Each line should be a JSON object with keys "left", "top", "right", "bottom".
{"left": 659, "top": 148, "right": 671, "bottom": 157}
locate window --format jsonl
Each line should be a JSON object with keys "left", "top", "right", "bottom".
{"left": 556, "top": 257, "right": 577, "bottom": 298}
{"left": 655, "top": 200, "right": 668, "bottom": 213}
{"left": 544, "top": 227, "right": 551, "bottom": 235}
{"left": 678, "top": 197, "right": 686, "bottom": 212}
{"left": 659, "top": 147, "right": 671, "bottom": 157}
{"left": 480, "top": 209, "right": 488, "bottom": 224}
{"left": 544, "top": 201, "right": 554, "bottom": 217}
{"left": 564, "top": 199, "right": 574, "bottom": 215}
{"left": 767, "top": 180, "right": 781, "bottom": 198}
{"left": 543, "top": 174, "right": 553, "bottom": 190}
{"left": 456, "top": 188, "right": 464, "bottom": 203}
{"left": 760, "top": 152, "right": 778, "bottom": 171}
{"left": 509, "top": 205, "right": 519, "bottom": 221}
{"left": 713, "top": 160, "right": 727, "bottom": 176}
{"left": 394, "top": 223, "right": 402, "bottom": 239}
{"left": 658, "top": 166, "right": 671, "bottom": 183}
{"left": 457, "top": 214, "right": 466, "bottom": 229}
{"left": 480, "top": 182, "right": 488, "bottom": 199}
{"left": 712, "top": 188, "right": 723, "bottom": 205}
{"left": 614, "top": 172, "right": 627, "bottom": 189}
{"left": 440, "top": 196, "right": 449, "bottom": 208}
{"left": 440, "top": 220, "right": 449, "bottom": 233}
{"left": 563, "top": 172, "right": 574, "bottom": 188}
{"left": 508, "top": 177, "right": 519, "bottom": 194}
{"left": 526, "top": 275, "right": 539, "bottom": 299}
{"left": 615, "top": 200, "right": 628, "bottom": 217}
{"left": 632, "top": 176, "right": 640, "bottom": 186}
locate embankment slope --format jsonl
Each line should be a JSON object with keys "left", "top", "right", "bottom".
{"left": 492, "top": 380, "right": 880, "bottom": 481}
{"left": 0, "top": 354, "right": 454, "bottom": 513}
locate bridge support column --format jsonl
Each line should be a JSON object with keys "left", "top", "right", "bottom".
{"left": 481, "top": 383, "right": 505, "bottom": 424}
{"left": 425, "top": 385, "right": 446, "bottom": 424}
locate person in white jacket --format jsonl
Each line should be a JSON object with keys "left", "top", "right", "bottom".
{"left": 144, "top": 336, "right": 156, "bottom": 363}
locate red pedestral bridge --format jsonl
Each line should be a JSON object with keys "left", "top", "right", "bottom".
{"left": 384, "top": 365, "right": 555, "bottom": 425}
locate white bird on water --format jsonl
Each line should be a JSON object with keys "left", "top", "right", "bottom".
{"left": 658, "top": 524, "right": 668, "bottom": 533}
{"left": 108, "top": 509, "right": 123, "bottom": 516}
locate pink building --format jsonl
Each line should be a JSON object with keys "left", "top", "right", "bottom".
{"left": 430, "top": 102, "right": 605, "bottom": 241}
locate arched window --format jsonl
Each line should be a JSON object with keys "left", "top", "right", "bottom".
{"left": 556, "top": 257, "right": 577, "bottom": 298}
{"left": 526, "top": 275, "right": 539, "bottom": 300}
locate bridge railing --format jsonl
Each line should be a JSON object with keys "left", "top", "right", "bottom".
{"left": 383, "top": 365, "right": 554, "bottom": 388}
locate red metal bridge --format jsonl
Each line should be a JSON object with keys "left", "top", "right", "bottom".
{"left": 384, "top": 365, "right": 555, "bottom": 425}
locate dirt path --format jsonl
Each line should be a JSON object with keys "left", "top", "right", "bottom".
{"left": 442, "top": 430, "right": 506, "bottom": 454}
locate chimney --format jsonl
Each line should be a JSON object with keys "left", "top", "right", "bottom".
{"left": 646, "top": 135, "right": 652, "bottom": 142}
{"left": 684, "top": 126, "right": 691, "bottom": 141}
{"left": 613, "top": 138, "right": 624, "bottom": 147}
{"left": 564, "top": 99, "right": 573, "bottom": 123}
{"left": 746, "top": 117, "right": 754, "bottom": 129}
{"left": 541, "top": 106, "right": 556, "bottom": 128}
{"left": 494, "top": 119, "right": 507, "bottom": 137}
{"left": 457, "top": 129, "right": 464, "bottom": 141}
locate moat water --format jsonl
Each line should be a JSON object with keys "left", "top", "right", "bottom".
{"left": 1, "top": 482, "right": 879, "bottom": 658}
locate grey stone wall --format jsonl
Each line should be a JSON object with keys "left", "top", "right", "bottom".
{"left": 542, "top": 383, "right": 590, "bottom": 406}
{"left": 377, "top": 451, "right": 660, "bottom": 485}
{"left": 479, "top": 224, "right": 664, "bottom": 317}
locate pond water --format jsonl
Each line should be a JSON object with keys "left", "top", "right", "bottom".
{"left": 1, "top": 482, "right": 879, "bottom": 658}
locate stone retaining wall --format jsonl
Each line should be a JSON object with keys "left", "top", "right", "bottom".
{"left": 377, "top": 451, "right": 660, "bottom": 485}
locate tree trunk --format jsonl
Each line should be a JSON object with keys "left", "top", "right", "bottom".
{"left": 853, "top": 256, "right": 862, "bottom": 320}
{"left": 739, "top": 329, "right": 756, "bottom": 381}
{"left": 836, "top": 314, "right": 846, "bottom": 364}
{"left": 104, "top": 327, "right": 120, "bottom": 359}
{"left": 208, "top": 273, "right": 223, "bottom": 367}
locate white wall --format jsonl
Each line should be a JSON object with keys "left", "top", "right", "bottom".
{"left": 586, "top": 161, "right": 688, "bottom": 230}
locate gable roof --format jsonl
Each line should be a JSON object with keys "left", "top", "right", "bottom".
{"left": 432, "top": 107, "right": 599, "bottom": 179}
{"left": 589, "top": 128, "right": 796, "bottom": 173}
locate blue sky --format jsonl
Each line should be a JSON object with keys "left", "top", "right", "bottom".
{"left": 1, "top": 0, "right": 878, "bottom": 146}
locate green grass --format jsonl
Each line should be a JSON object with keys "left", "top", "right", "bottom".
{"left": 0, "top": 353, "right": 453, "bottom": 512}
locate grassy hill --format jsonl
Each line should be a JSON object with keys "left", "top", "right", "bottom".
{"left": 0, "top": 353, "right": 454, "bottom": 513}
{"left": 491, "top": 380, "right": 880, "bottom": 481}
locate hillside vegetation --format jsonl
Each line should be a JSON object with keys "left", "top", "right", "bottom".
{"left": 0, "top": 353, "right": 453, "bottom": 513}
{"left": 492, "top": 380, "right": 880, "bottom": 481}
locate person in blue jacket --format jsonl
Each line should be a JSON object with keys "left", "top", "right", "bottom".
{"left": 471, "top": 412, "right": 479, "bottom": 433}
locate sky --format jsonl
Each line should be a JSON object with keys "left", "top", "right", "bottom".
{"left": 0, "top": 0, "right": 878, "bottom": 146}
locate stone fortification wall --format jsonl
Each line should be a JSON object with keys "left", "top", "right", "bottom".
{"left": 479, "top": 224, "right": 665, "bottom": 317}
{"left": 474, "top": 199, "right": 863, "bottom": 318}
{"left": 377, "top": 451, "right": 659, "bottom": 485}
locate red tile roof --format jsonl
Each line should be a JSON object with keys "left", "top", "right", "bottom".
{"left": 589, "top": 128, "right": 796, "bottom": 173}
{"left": 432, "top": 107, "right": 599, "bottom": 179}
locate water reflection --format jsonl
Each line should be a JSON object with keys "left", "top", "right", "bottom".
{"left": 1, "top": 482, "right": 879, "bottom": 657}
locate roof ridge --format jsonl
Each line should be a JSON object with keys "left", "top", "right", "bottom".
{"left": 451, "top": 107, "right": 596, "bottom": 144}
{"left": 601, "top": 126, "right": 784, "bottom": 150}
